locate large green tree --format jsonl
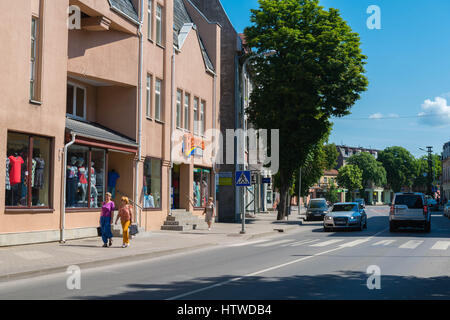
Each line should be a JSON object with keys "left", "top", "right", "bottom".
{"left": 413, "top": 154, "right": 442, "bottom": 192}
{"left": 244, "top": 0, "right": 368, "bottom": 220}
{"left": 337, "top": 165, "right": 363, "bottom": 201}
{"left": 347, "top": 152, "right": 386, "bottom": 188}
{"left": 378, "top": 147, "right": 417, "bottom": 192}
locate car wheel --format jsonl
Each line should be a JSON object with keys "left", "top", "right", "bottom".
{"left": 390, "top": 222, "right": 397, "bottom": 232}
{"left": 358, "top": 221, "right": 363, "bottom": 231}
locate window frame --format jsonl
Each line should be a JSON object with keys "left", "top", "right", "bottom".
{"left": 184, "top": 93, "right": 190, "bottom": 131}
{"left": 176, "top": 89, "right": 182, "bottom": 128}
{"left": 66, "top": 81, "right": 87, "bottom": 121}
{"left": 5, "top": 132, "right": 54, "bottom": 210}
{"left": 147, "top": 0, "right": 153, "bottom": 41}
{"left": 155, "top": 4, "right": 163, "bottom": 46}
{"left": 193, "top": 97, "right": 199, "bottom": 135}
{"left": 200, "top": 100, "right": 205, "bottom": 136}
{"left": 146, "top": 74, "right": 152, "bottom": 119}
{"left": 65, "top": 145, "right": 107, "bottom": 212}
{"left": 155, "top": 78, "right": 162, "bottom": 121}
{"left": 30, "top": 16, "right": 38, "bottom": 101}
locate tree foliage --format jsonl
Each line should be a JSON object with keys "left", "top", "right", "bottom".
{"left": 244, "top": 0, "right": 368, "bottom": 219}
{"left": 377, "top": 147, "right": 417, "bottom": 192}
{"left": 337, "top": 165, "right": 363, "bottom": 198}
{"left": 413, "top": 154, "right": 442, "bottom": 192}
{"left": 347, "top": 152, "right": 386, "bottom": 188}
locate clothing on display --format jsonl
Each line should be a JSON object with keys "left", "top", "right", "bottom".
{"left": 5, "top": 158, "right": 10, "bottom": 191}
{"left": 66, "top": 157, "right": 78, "bottom": 208}
{"left": 144, "top": 194, "right": 155, "bottom": 208}
{"left": 8, "top": 155, "right": 24, "bottom": 185}
{"left": 33, "top": 157, "right": 45, "bottom": 189}
{"left": 108, "top": 170, "right": 120, "bottom": 188}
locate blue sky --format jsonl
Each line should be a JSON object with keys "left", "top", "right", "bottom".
{"left": 220, "top": 0, "right": 450, "bottom": 157}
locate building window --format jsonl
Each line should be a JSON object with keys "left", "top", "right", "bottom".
{"left": 66, "top": 145, "right": 106, "bottom": 209}
{"left": 184, "top": 93, "right": 190, "bottom": 130}
{"left": 156, "top": 4, "right": 162, "bottom": 45}
{"left": 5, "top": 132, "right": 51, "bottom": 208}
{"left": 30, "top": 17, "right": 39, "bottom": 100}
{"left": 193, "top": 167, "right": 210, "bottom": 207}
{"left": 147, "top": 0, "right": 153, "bottom": 41}
{"left": 146, "top": 74, "right": 152, "bottom": 118}
{"left": 143, "top": 158, "right": 161, "bottom": 209}
{"left": 176, "top": 89, "right": 182, "bottom": 128}
{"left": 155, "top": 79, "right": 162, "bottom": 121}
{"left": 66, "top": 83, "right": 86, "bottom": 120}
{"left": 200, "top": 100, "right": 205, "bottom": 135}
{"left": 193, "top": 97, "right": 199, "bottom": 135}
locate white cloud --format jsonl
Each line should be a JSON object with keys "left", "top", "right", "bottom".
{"left": 369, "top": 113, "right": 383, "bottom": 119}
{"left": 369, "top": 113, "right": 399, "bottom": 119}
{"left": 419, "top": 97, "right": 450, "bottom": 127}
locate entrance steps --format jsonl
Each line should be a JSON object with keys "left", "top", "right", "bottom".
{"left": 161, "top": 209, "right": 206, "bottom": 231}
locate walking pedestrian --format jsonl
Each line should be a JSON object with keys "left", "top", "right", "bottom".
{"left": 100, "top": 192, "right": 115, "bottom": 247}
{"left": 115, "top": 196, "right": 133, "bottom": 248}
{"left": 203, "top": 197, "right": 215, "bottom": 231}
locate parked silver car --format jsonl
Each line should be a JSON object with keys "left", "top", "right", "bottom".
{"left": 323, "top": 202, "right": 367, "bottom": 232}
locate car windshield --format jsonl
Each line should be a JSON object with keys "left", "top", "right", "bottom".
{"left": 332, "top": 204, "right": 358, "bottom": 212}
{"left": 395, "top": 195, "right": 423, "bottom": 209}
{"left": 309, "top": 201, "right": 327, "bottom": 209}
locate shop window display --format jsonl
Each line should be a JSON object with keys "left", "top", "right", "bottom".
{"left": 66, "top": 145, "right": 106, "bottom": 209}
{"left": 5, "top": 132, "right": 51, "bottom": 208}
{"left": 143, "top": 158, "right": 161, "bottom": 209}
{"left": 193, "top": 168, "right": 210, "bottom": 207}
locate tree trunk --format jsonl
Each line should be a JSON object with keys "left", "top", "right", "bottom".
{"left": 277, "top": 184, "right": 289, "bottom": 220}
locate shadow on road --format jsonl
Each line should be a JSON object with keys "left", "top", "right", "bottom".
{"left": 75, "top": 270, "right": 450, "bottom": 300}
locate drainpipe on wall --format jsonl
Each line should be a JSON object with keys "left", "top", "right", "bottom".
{"left": 169, "top": 48, "right": 176, "bottom": 215}
{"left": 60, "top": 132, "right": 76, "bottom": 243}
{"left": 135, "top": 0, "right": 144, "bottom": 227}
{"left": 212, "top": 73, "right": 217, "bottom": 219}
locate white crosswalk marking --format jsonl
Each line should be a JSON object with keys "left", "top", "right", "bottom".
{"left": 339, "top": 239, "right": 370, "bottom": 248}
{"left": 310, "top": 239, "right": 344, "bottom": 247}
{"left": 372, "top": 240, "right": 397, "bottom": 246}
{"left": 255, "top": 239, "right": 295, "bottom": 247}
{"left": 228, "top": 239, "right": 270, "bottom": 247}
{"left": 431, "top": 241, "right": 450, "bottom": 250}
{"left": 399, "top": 240, "right": 424, "bottom": 249}
{"left": 285, "top": 239, "right": 321, "bottom": 247}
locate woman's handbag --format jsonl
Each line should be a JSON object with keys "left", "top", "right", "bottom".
{"left": 97, "top": 227, "right": 102, "bottom": 237}
{"left": 129, "top": 224, "right": 139, "bottom": 236}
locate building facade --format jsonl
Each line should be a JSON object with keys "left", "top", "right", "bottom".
{"left": 0, "top": 0, "right": 220, "bottom": 246}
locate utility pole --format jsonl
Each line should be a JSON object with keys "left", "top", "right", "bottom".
{"left": 427, "top": 146, "right": 433, "bottom": 197}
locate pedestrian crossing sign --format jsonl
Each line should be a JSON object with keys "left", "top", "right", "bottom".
{"left": 236, "top": 171, "right": 251, "bottom": 187}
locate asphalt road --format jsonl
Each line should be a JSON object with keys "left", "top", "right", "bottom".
{"left": 2, "top": 206, "right": 450, "bottom": 300}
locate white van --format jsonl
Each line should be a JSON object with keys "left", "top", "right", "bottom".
{"left": 389, "top": 192, "right": 430, "bottom": 232}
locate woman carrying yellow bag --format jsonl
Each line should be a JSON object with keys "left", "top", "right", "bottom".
{"left": 115, "top": 196, "right": 133, "bottom": 248}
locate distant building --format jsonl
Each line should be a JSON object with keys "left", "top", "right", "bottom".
{"left": 443, "top": 142, "right": 450, "bottom": 202}
{"left": 335, "top": 145, "right": 390, "bottom": 205}
{"left": 336, "top": 145, "right": 380, "bottom": 169}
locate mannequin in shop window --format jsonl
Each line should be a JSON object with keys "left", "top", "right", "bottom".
{"left": 19, "top": 150, "right": 28, "bottom": 206}
{"left": 33, "top": 152, "right": 45, "bottom": 190}
{"left": 66, "top": 156, "right": 78, "bottom": 208}
{"left": 90, "top": 161, "right": 98, "bottom": 208}
{"left": 77, "top": 158, "right": 88, "bottom": 204}
{"left": 201, "top": 177, "right": 208, "bottom": 207}
{"left": 108, "top": 169, "right": 120, "bottom": 199}
{"left": 194, "top": 181, "right": 201, "bottom": 207}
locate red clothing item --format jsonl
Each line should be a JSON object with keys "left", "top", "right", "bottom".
{"left": 8, "top": 156, "right": 24, "bottom": 185}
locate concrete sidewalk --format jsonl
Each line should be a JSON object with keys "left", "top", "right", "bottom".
{"left": 0, "top": 211, "right": 302, "bottom": 282}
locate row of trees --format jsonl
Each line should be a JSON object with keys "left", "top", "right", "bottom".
{"left": 336, "top": 146, "right": 442, "bottom": 199}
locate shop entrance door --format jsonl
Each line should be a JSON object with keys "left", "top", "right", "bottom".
{"left": 172, "top": 164, "right": 180, "bottom": 209}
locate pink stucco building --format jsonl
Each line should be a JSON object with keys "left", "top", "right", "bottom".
{"left": 0, "top": 0, "right": 220, "bottom": 245}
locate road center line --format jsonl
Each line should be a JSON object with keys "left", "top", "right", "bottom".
{"left": 166, "top": 228, "right": 388, "bottom": 300}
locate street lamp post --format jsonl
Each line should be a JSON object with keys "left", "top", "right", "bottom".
{"left": 239, "top": 50, "right": 276, "bottom": 234}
